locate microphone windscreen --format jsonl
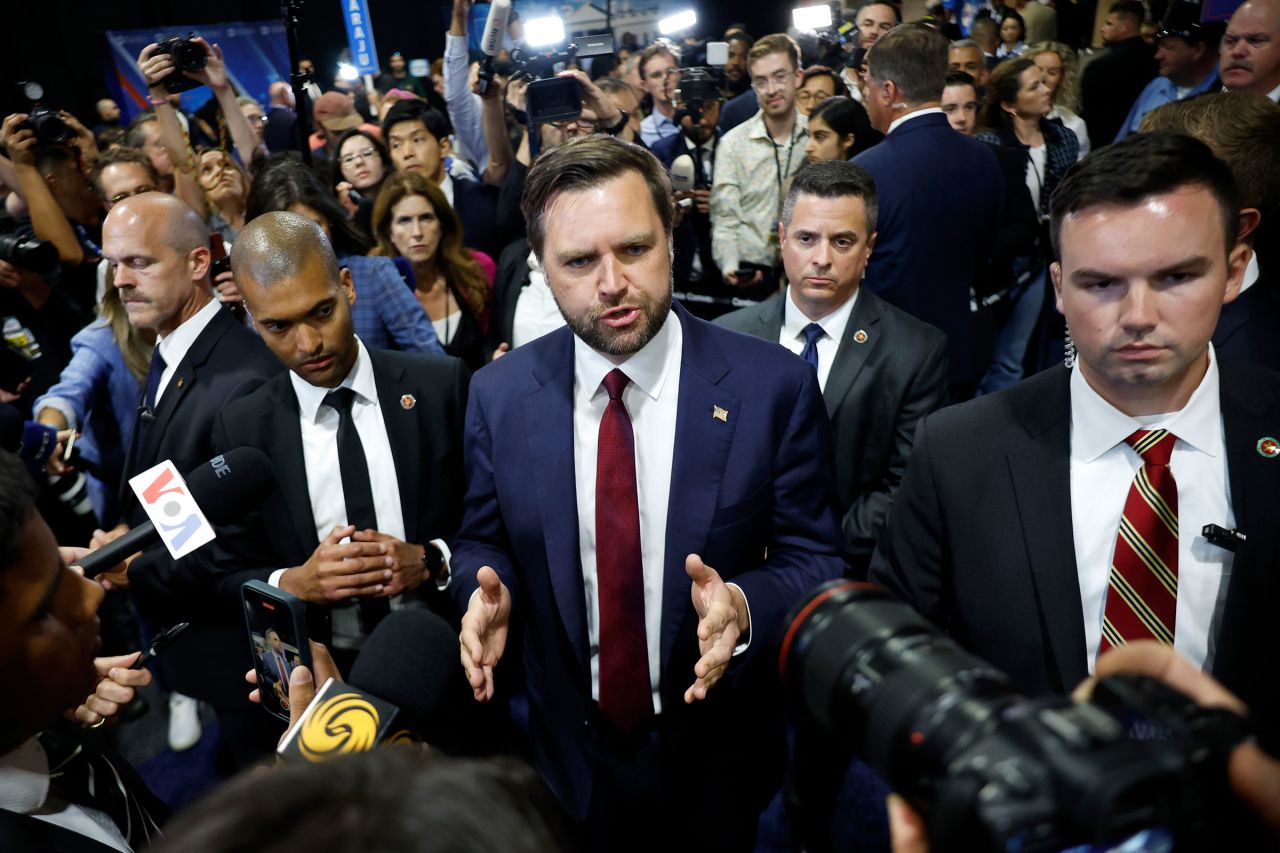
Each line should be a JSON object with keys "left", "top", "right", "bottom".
{"left": 349, "top": 609, "right": 460, "bottom": 732}
{"left": 184, "top": 447, "right": 276, "bottom": 525}
{"left": 480, "top": 0, "right": 512, "bottom": 57}
{"left": 670, "top": 154, "right": 696, "bottom": 193}
{"left": 0, "top": 404, "right": 23, "bottom": 454}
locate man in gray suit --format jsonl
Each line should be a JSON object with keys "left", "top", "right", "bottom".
{"left": 716, "top": 160, "right": 948, "bottom": 575}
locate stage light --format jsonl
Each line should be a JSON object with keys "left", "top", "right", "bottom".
{"left": 658, "top": 10, "right": 697, "bottom": 35}
{"left": 524, "top": 15, "right": 566, "bottom": 48}
{"left": 337, "top": 62, "right": 359, "bottom": 81}
{"left": 792, "top": 3, "right": 834, "bottom": 33}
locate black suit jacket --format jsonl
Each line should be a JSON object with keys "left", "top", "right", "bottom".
{"left": 1080, "top": 36, "right": 1158, "bottom": 147}
{"left": 121, "top": 305, "right": 281, "bottom": 705}
{"left": 1214, "top": 268, "right": 1280, "bottom": 374}
{"left": 489, "top": 237, "right": 532, "bottom": 352}
{"left": 453, "top": 174, "right": 504, "bottom": 260}
{"left": 716, "top": 289, "right": 949, "bottom": 572}
{"left": 870, "top": 364, "right": 1280, "bottom": 747}
{"left": 206, "top": 348, "right": 469, "bottom": 612}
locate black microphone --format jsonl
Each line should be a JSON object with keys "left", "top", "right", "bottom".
{"left": 348, "top": 609, "right": 461, "bottom": 736}
{"left": 74, "top": 447, "right": 276, "bottom": 577}
{"left": 1, "top": 402, "right": 60, "bottom": 471}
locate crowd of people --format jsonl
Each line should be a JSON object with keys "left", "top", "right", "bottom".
{"left": 2, "top": 0, "right": 1280, "bottom": 849}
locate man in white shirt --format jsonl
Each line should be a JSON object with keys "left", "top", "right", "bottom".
{"left": 871, "top": 133, "right": 1280, "bottom": 751}
{"left": 453, "top": 135, "right": 845, "bottom": 848}
{"left": 637, "top": 44, "right": 681, "bottom": 147}
{"left": 1221, "top": 0, "right": 1280, "bottom": 102}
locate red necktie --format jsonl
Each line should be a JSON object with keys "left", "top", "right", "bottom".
{"left": 596, "top": 368, "right": 651, "bottom": 731}
{"left": 1099, "top": 429, "right": 1179, "bottom": 659}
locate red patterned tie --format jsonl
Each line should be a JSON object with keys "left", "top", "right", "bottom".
{"left": 596, "top": 368, "right": 651, "bottom": 731}
{"left": 1099, "top": 429, "right": 1179, "bottom": 659}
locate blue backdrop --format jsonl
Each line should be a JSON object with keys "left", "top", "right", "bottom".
{"left": 103, "top": 21, "right": 291, "bottom": 122}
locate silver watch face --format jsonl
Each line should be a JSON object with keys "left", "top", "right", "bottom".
{"left": 22, "top": 81, "right": 44, "bottom": 101}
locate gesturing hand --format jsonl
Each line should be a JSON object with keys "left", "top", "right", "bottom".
{"left": 459, "top": 566, "right": 511, "bottom": 702}
{"left": 73, "top": 652, "right": 152, "bottom": 728}
{"left": 280, "top": 524, "right": 393, "bottom": 604}
{"left": 684, "top": 553, "right": 747, "bottom": 704}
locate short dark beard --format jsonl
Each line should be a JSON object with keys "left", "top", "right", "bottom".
{"left": 560, "top": 286, "right": 673, "bottom": 358}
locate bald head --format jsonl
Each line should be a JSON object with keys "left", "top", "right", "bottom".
{"left": 232, "top": 211, "right": 341, "bottom": 289}
{"left": 108, "top": 192, "right": 210, "bottom": 257}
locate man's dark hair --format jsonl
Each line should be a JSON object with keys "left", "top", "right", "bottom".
{"left": 381, "top": 99, "right": 451, "bottom": 144}
{"left": 1109, "top": 0, "right": 1146, "bottom": 24}
{"left": 0, "top": 451, "right": 37, "bottom": 574}
{"left": 32, "top": 144, "right": 75, "bottom": 178}
{"left": 521, "top": 135, "right": 673, "bottom": 260}
{"left": 781, "top": 160, "right": 879, "bottom": 232}
{"left": 153, "top": 751, "right": 569, "bottom": 853}
{"left": 726, "top": 30, "right": 754, "bottom": 46}
{"left": 89, "top": 147, "right": 160, "bottom": 197}
{"left": 944, "top": 70, "right": 980, "bottom": 93}
{"left": 125, "top": 112, "right": 159, "bottom": 149}
{"left": 865, "top": 23, "right": 950, "bottom": 104}
{"left": 1049, "top": 132, "right": 1240, "bottom": 258}
{"left": 858, "top": 0, "right": 904, "bottom": 24}
{"left": 801, "top": 66, "right": 851, "bottom": 98}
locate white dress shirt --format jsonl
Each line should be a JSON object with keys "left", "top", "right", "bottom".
{"left": 1069, "top": 347, "right": 1234, "bottom": 673}
{"left": 779, "top": 286, "right": 858, "bottom": 392}
{"left": 511, "top": 252, "right": 566, "bottom": 349}
{"left": 886, "top": 106, "right": 945, "bottom": 136}
{"left": 0, "top": 739, "right": 131, "bottom": 852}
{"left": 439, "top": 172, "right": 454, "bottom": 207}
{"left": 153, "top": 297, "right": 221, "bottom": 406}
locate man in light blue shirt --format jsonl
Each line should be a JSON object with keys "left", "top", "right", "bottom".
{"left": 1116, "top": 14, "right": 1224, "bottom": 140}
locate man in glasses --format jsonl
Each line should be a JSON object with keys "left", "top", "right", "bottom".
{"left": 90, "top": 148, "right": 159, "bottom": 211}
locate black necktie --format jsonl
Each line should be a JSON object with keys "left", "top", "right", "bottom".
{"left": 143, "top": 348, "right": 166, "bottom": 413}
{"left": 323, "top": 387, "right": 390, "bottom": 633}
{"left": 38, "top": 724, "right": 165, "bottom": 848}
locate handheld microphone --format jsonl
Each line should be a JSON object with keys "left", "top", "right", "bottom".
{"left": 476, "top": 0, "right": 512, "bottom": 95}
{"left": 1, "top": 403, "right": 59, "bottom": 473}
{"left": 670, "top": 154, "right": 696, "bottom": 193}
{"left": 279, "top": 610, "right": 462, "bottom": 762}
{"left": 74, "top": 447, "right": 276, "bottom": 577}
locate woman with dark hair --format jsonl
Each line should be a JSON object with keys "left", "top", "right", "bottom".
{"left": 331, "top": 127, "right": 392, "bottom": 232}
{"left": 996, "top": 10, "right": 1027, "bottom": 58}
{"left": 975, "top": 57, "right": 1078, "bottom": 392}
{"left": 804, "top": 96, "right": 882, "bottom": 162}
{"left": 245, "top": 159, "right": 442, "bottom": 354}
{"left": 372, "top": 171, "right": 495, "bottom": 370}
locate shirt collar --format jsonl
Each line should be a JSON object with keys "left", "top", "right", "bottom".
{"left": 1240, "top": 250, "right": 1260, "bottom": 293}
{"left": 887, "top": 107, "right": 944, "bottom": 136}
{"left": 439, "top": 172, "right": 454, "bottom": 205}
{"left": 1070, "top": 345, "right": 1223, "bottom": 462}
{"left": 0, "top": 738, "right": 50, "bottom": 814}
{"left": 746, "top": 110, "right": 808, "bottom": 142}
{"left": 156, "top": 296, "right": 221, "bottom": 369}
{"left": 573, "top": 304, "right": 682, "bottom": 404}
{"left": 290, "top": 337, "right": 378, "bottom": 424}
{"left": 782, "top": 285, "right": 858, "bottom": 347}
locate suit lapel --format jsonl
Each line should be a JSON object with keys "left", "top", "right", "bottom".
{"left": 1004, "top": 368, "right": 1088, "bottom": 692}
{"left": 137, "top": 307, "right": 229, "bottom": 467}
{"left": 371, "top": 352, "right": 422, "bottom": 543}
{"left": 822, "top": 290, "right": 881, "bottom": 418}
{"left": 523, "top": 331, "right": 589, "bottom": 672}
{"left": 662, "top": 306, "right": 738, "bottom": 671}
{"left": 264, "top": 380, "right": 321, "bottom": 553}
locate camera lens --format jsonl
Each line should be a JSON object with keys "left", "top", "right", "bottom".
{"left": 26, "top": 108, "right": 71, "bottom": 146}
{"left": 176, "top": 39, "right": 207, "bottom": 72}
{"left": 0, "top": 233, "right": 59, "bottom": 276}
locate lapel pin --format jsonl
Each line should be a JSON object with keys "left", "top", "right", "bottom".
{"left": 176, "top": 376, "right": 185, "bottom": 388}
{"left": 712, "top": 405, "right": 728, "bottom": 423}
{"left": 1258, "top": 436, "right": 1279, "bottom": 458}
{"left": 400, "top": 394, "right": 417, "bottom": 411}
{"left": 853, "top": 329, "right": 869, "bottom": 344}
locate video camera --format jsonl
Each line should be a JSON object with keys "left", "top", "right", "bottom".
{"left": 780, "top": 581, "right": 1256, "bottom": 852}
{"left": 148, "top": 34, "right": 208, "bottom": 95}
{"left": 511, "top": 32, "right": 614, "bottom": 123}
{"left": 793, "top": 3, "right": 860, "bottom": 70}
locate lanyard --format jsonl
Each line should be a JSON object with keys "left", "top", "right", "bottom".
{"left": 772, "top": 127, "right": 799, "bottom": 219}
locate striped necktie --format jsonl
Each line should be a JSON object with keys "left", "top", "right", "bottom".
{"left": 1099, "top": 428, "right": 1179, "bottom": 658}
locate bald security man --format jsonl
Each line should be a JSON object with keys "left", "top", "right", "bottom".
{"left": 102, "top": 192, "right": 282, "bottom": 764}
{"left": 1221, "top": 0, "right": 1280, "bottom": 101}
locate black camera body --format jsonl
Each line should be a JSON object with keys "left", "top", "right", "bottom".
{"left": 0, "top": 217, "right": 58, "bottom": 277}
{"left": 18, "top": 105, "right": 72, "bottom": 146}
{"left": 150, "top": 34, "right": 208, "bottom": 94}
{"left": 781, "top": 582, "right": 1254, "bottom": 852}
{"left": 672, "top": 66, "right": 724, "bottom": 135}
{"left": 512, "top": 34, "right": 614, "bottom": 124}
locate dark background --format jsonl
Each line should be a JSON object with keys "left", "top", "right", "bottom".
{"left": 2, "top": 1, "right": 787, "bottom": 126}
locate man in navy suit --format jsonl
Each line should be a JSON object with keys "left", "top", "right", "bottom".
{"left": 854, "top": 23, "right": 1004, "bottom": 398}
{"left": 452, "top": 136, "right": 846, "bottom": 850}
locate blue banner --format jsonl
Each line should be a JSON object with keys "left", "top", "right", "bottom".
{"left": 104, "top": 21, "right": 291, "bottom": 121}
{"left": 341, "top": 0, "right": 381, "bottom": 76}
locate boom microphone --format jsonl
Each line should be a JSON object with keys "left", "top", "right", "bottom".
{"left": 73, "top": 447, "right": 275, "bottom": 577}
{"left": 349, "top": 609, "right": 461, "bottom": 735}
{"left": 670, "top": 154, "right": 697, "bottom": 193}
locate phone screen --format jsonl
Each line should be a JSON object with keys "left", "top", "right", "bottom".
{"left": 243, "top": 586, "right": 309, "bottom": 721}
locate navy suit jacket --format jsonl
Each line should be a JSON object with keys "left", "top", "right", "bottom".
{"left": 853, "top": 113, "right": 1004, "bottom": 384}
{"left": 716, "top": 89, "right": 759, "bottom": 136}
{"left": 449, "top": 302, "right": 846, "bottom": 821}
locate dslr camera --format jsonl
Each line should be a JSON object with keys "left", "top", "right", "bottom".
{"left": 0, "top": 216, "right": 58, "bottom": 278}
{"left": 781, "top": 581, "right": 1256, "bottom": 852}
{"left": 511, "top": 34, "right": 614, "bottom": 124}
{"left": 13, "top": 82, "right": 72, "bottom": 146}
{"left": 149, "top": 34, "right": 208, "bottom": 94}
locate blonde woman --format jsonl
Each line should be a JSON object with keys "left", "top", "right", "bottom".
{"left": 1027, "top": 41, "right": 1089, "bottom": 159}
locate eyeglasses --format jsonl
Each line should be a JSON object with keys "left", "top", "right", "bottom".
{"left": 108, "top": 185, "right": 156, "bottom": 206}
{"left": 751, "top": 71, "right": 794, "bottom": 93}
{"left": 548, "top": 119, "right": 598, "bottom": 135}
{"left": 340, "top": 146, "right": 377, "bottom": 166}
{"left": 796, "top": 89, "right": 833, "bottom": 103}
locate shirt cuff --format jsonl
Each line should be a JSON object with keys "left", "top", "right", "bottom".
{"left": 34, "top": 397, "right": 78, "bottom": 432}
{"left": 269, "top": 568, "right": 288, "bottom": 588}
{"left": 725, "top": 582, "right": 751, "bottom": 657}
{"left": 429, "top": 538, "right": 452, "bottom": 591}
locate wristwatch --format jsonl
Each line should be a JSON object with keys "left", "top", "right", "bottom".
{"left": 603, "top": 108, "right": 630, "bottom": 136}
{"left": 422, "top": 541, "right": 449, "bottom": 587}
